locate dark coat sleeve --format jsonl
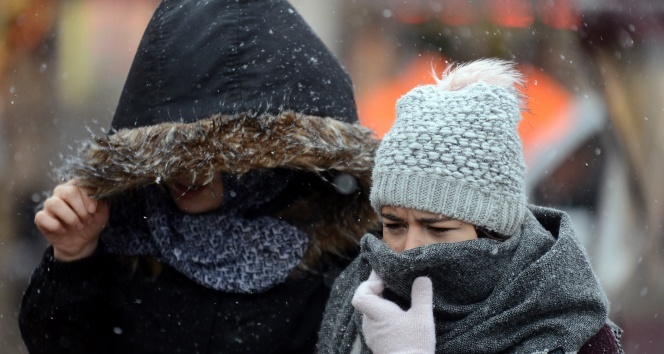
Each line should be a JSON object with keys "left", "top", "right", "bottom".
{"left": 19, "top": 244, "right": 335, "bottom": 354}
{"left": 18, "top": 245, "right": 119, "bottom": 354}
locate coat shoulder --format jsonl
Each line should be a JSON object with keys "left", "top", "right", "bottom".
{"left": 578, "top": 323, "right": 624, "bottom": 354}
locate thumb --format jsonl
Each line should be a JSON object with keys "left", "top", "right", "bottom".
{"left": 353, "top": 275, "right": 384, "bottom": 298}
{"left": 368, "top": 270, "right": 383, "bottom": 283}
{"left": 408, "top": 276, "right": 436, "bottom": 353}
{"left": 410, "top": 276, "right": 433, "bottom": 313}
{"left": 366, "top": 270, "right": 385, "bottom": 295}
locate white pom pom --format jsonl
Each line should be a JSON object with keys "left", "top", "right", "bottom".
{"left": 433, "top": 59, "right": 524, "bottom": 92}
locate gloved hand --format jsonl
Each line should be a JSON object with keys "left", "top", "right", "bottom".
{"left": 351, "top": 270, "right": 435, "bottom": 354}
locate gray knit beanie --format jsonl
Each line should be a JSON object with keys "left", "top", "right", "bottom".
{"left": 370, "top": 59, "right": 527, "bottom": 236}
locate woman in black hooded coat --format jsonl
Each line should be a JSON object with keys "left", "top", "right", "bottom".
{"left": 19, "top": 1, "right": 378, "bottom": 353}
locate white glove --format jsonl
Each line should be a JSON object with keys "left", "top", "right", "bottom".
{"left": 351, "top": 270, "right": 435, "bottom": 354}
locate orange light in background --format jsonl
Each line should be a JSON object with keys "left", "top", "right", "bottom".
{"left": 517, "top": 64, "right": 573, "bottom": 167}
{"left": 358, "top": 55, "right": 445, "bottom": 139}
{"left": 537, "top": 0, "right": 580, "bottom": 30}
{"left": 357, "top": 56, "right": 576, "bottom": 173}
{"left": 387, "top": 0, "right": 431, "bottom": 24}
{"left": 438, "top": 0, "right": 481, "bottom": 26}
{"left": 6, "top": 0, "right": 56, "bottom": 52}
{"left": 485, "top": 0, "right": 535, "bottom": 28}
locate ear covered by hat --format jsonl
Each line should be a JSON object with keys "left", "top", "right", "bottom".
{"left": 370, "top": 59, "right": 527, "bottom": 237}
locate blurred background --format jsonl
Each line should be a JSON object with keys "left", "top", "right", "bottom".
{"left": 1, "top": 0, "right": 662, "bottom": 352}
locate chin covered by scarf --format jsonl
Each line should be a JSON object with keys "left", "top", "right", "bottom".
{"left": 318, "top": 206, "right": 609, "bottom": 353}
{"left": 100, "top": 170, "right": 309, "bottom": 294}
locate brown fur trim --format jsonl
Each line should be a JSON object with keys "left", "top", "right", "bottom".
{"left": 73, "top": 112, "right": 377, "bottom": 197}
{"left": 71, "top": 111, "right": 380, "bottom": 271}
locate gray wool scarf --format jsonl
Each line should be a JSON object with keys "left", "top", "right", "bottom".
{"left": 318, "top": 206, "right": 608, "bottom": 354}
{"left": 100, "top": 171, "right": 310, "bottom": 294}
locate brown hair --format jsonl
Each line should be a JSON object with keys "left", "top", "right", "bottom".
{"left": 475, "top": 227, "right": 509, "bottom": 241}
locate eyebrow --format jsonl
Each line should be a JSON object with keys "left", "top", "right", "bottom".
{"left": 381, "top": 213, "right": 453, "bottom": 224}
{"left": 381, "top": 213, "right": 403, "bottom": 222}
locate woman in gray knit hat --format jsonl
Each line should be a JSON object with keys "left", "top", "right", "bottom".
{"left": 317, "top": 59, "right": 623, "bottom": 354}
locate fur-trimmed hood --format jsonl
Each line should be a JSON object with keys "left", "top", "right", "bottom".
{"left": 66, "top": 112, "right": 379, "bottom": 272}
{"left": 60, "top": 0, "right": 380, "bottom": 272}
{"left": 59, "top": 0, "right": 377, "bottom": 269}
{"left": 73, "top": 112, "right": 375, "bottom": 197}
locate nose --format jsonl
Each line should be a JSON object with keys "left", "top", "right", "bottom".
{"left": 402, "top": 228, "right": 426, "bottom": 251}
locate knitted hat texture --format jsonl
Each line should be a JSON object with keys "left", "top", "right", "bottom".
{"left": 370, "top": 59, "right": 527, "bottom": 236}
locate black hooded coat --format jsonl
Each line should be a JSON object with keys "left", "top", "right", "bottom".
{"left": 19, "top": 1, "right": 378, "bottom": 353}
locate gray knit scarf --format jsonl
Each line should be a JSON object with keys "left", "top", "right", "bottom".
{"left": 318, "top": 206, "right": 609, "bottom": 353}
{"left": 101, "top": 170, "right": 310, "bottom": 294}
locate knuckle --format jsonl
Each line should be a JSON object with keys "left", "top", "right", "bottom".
{"left": 55, "top": 184, "right": 79, "bottom": 199}
{"left": 34, "top": 211, "right": 46, "bottom": 224}
{"left": 42, "top": 197, "right": 56, "bottom": 210}
{"left": 53, "top": 184, "right": 68, "bottom": 195}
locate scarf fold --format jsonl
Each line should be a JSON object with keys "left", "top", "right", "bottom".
{"left": 101, "top": 171, "right": 310, "bottom": 294}
{"left": 318, "top": 206, "right": 609, "bottom": 353}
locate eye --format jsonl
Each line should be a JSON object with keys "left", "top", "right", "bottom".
{"left": 383, "top": 223, "right": 406, "bottom": 232}
{"left": 428, "top": 226, "right": 453, "bottom": 234}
